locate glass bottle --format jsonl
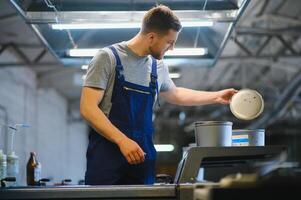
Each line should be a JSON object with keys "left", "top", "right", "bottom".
{"left": 26, "top": 152, "right": 41, "bottom": 186}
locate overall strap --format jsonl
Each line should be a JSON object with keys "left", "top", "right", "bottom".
{"left": 150, "top": 57, "right": 160, "bottom": 107}
{"left": 108, "top": 46, "right": 124, "bottom": 81}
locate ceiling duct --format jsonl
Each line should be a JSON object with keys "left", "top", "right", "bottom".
{"left": 10, "top": 0, "right": 250, "bottom": 68}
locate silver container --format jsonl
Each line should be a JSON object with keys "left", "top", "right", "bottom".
{"left": 194, "top": 121, "right": 233, "bottom": 147}
{"left": 232, "top": 129, "right": 265, "bottom": 146}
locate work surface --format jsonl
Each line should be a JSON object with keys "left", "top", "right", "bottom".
{"left": 0, "top": 184, "right": 196, "bottom": 200}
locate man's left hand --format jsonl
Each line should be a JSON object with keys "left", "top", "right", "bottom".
{"left": 215, "top": 88, "right": 238, "bottom": 105}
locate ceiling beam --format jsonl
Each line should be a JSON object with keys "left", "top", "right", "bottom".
{"left": 0, "top": 62, "right": 60, "bottom": 67}
{"left": 233, "top": 37, "right": 252, "bottom": 55}
{"left": 0, "top": 42, "right": 60, "bottom": 67}
{"left": 255, "top": 36, "right": 272, "bottom": 56}
{"left": 220, "top": 54, "right": 301, "bottom": 61}
{"left": 0, "top": 44, "right": 9, "bottom": 55}
{"left": 276, "top": 35, "right": 298, "bottom": 54}
{"left": 0, "top": 43, "right": 42, "bottom": 48}
{"left": 256, "top": 0, "right": 270, "bottom": 17}
{"left": 258, "top": 14, "right": 301, "bottom": 26}
{"left": 33, "top": 49, "right": 47, "bottom": 63}
{"left": 10, "top": 43, "right": 31, "bottom": 64}
{"left": 236, "top": 26, "right": 301, "bottom": 36}
{"left": 24, "top": 10, "right": 239, "bottom": 24}
{"left": 0, "top": 13, "right": 17, "bottom": 20}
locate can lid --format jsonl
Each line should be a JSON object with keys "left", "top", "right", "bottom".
{"left": 230, "top": 89, "right": 264, "bottom": 120}
{"left": 195, "top": 121, "right": 233, "bottom": 126}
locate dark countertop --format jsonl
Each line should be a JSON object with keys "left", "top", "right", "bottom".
{"left": 0, "top": 184, "right": 178, "bottom": 199}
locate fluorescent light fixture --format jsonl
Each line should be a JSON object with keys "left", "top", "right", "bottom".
{"left": 52, "top": 22, "right": 142, "bottom": 29}
{"left": 166, "top": 48, "right": 207, "bottom": 56}
{"left": 69, "top": 48, "right": 207, "bottom": 57}
{"left": 52, "top": 21, "right": 213, "bottom": 30}
{"left": 182, "top": 21, "right": 213, "bottom": 27}
{"left": 169, "top": 73, "right": 181, "bottom": 79}
{"left": 69, "top": 49, "right": 99, "bottom": 57}
{"left": 81, "top": 65, "right": 88, "bottom": 70}
{"left": 154, "top": 144, "right": 174, "bottom": 152}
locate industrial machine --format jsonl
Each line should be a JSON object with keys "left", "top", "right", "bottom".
{"left": 0, "top": 146, "right": 288, "bottom": 200}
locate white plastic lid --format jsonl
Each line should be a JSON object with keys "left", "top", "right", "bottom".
{"left": 8, "top": 151, "right": 18, "bottom": 158}
{"left": 230, "top": 89, "right": 264, "bottom": 120}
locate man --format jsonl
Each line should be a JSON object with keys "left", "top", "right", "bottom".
{"left": 80, "top": 5, "right": 237, "bottom": 185}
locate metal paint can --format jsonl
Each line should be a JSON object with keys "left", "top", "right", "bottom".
{"left": 194, "top": 121, "right": 233, "bottom": 147}
{"left": 232, "top": 129, "right": 265, "bottom": 146}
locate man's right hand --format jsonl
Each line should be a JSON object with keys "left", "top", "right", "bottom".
{"left": 117, "top": 137, "right": 145, "bottom": 165}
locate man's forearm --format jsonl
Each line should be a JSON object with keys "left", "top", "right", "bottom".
{"left": 81, "top": 105, "right": 127, "bottom": 145}
{"left": 166, "top": 87, "right": 219, "bottom": 106}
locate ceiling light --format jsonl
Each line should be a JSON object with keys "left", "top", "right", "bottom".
{"left": 81, "top": 65, "right": 88, "bottom": 70}
{"left": 182, "top": 21, "right": 213, "bottom": 27}
{"left": 52, "top": 22, "right": 141, "bottom": 29}
{"left": 166, "top": 48, "right": 207, "bottom": 56}
{"left": 69, "top": 48, "right": 207, "bottom": 57}
{"left": 52, "top": 21, "right": 213, "bottom": 30}
{"left": 69, "top": 49, "right": 98, "bottom": 57}
{"left": 169, "top": 73, "right": 181, "bottom": 79}
{"left": 154, "top": 144, "right": 174, "bottom": 152}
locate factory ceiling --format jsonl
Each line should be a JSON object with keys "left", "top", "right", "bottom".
{"left": 1, "top": 0, "right": 301, "bottom": 133}
{"left": 8, "top": 0, "right": 249, "bottom": 67}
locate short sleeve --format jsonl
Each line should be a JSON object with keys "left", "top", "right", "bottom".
{"left": 160, "top": 62, "right": 176, "bottom": 92}
{"left": 83, "top": 50, "right": 113, "bottom": 90}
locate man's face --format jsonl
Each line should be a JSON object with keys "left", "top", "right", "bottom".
{"left": 149, "top": 29, "right": 179, "bottom": 60}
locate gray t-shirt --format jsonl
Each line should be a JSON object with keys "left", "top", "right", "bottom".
{"left": 83, "top": 41, "right": 175, "bottom": 116}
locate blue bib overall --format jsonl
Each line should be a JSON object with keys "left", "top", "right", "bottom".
{"left": 85, "top": 46, "right": 158, "bottom": 185}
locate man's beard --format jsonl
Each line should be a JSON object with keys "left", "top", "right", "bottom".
{"left": 149, "top": 46, "right": 163, "bottom": 60}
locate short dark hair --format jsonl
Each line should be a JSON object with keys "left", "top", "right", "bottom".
{"left": 141, "top": 5, "right": 182, "bottom": 34}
